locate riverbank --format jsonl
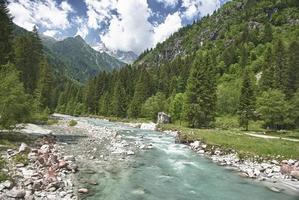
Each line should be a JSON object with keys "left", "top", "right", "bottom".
{"left": 0, "top": 128, "right": 77, "bottom": 199}
{"left": 157, "top": 123, "right": 299, "bottom": 195}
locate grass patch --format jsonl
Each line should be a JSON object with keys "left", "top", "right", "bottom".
{"left": 0, "top": 157, "right": 9, "bottom": 182}
{"left": 68, "top": 120, "right": 78, "bottom": 127}
{"left": 13, "top": 152, "right": 29, "bottom": 166}
{"left": 47, "top": 119, "right": 59, "bottom": 125}
{"left": 160, "top": 123, "right": 299, "bottom": 160}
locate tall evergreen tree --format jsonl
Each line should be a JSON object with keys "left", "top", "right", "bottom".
{"left": 184, "top": 52, "right": 216, "bottom": 128}
{"left": 238, "top": 68, "right": 255, "bottom": 130}
{"left": 36, "top": 59, "right": 54, "bottom": 110}
{"left": 240, "top": 44, "right": 249, "bottom": 69}
{"left": 262, "top": 23, "right": 273, "bottom": 43}
{"left": 286, "top": 41, "right": 299, "bottom": 97}
{"left": 14, "top": 31, "right": 43, "bottom": 94}
{"left": 272, "top": 39, "right": 287, "bottom": 93}
{"left": 259, "top": 47, "right": 274, "bottom": 91}
{"left": 0, "top": 63, "right": 31, "bottom": 129}
{"left": 111, "top": 80, "right": 127, "bottom": 117}
{"left": 0, "top": 0, "right": 13, "bottom": 65}
{"left": 128, "top": 68, "right": 153, "bottom": 118}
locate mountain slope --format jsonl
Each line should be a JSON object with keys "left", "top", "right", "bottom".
{"left": 135, "top": 0, "right": 299, "bottom": 66}
{"left": 13, "top": 24, "right": 126, "bottom": 82}
{"left": 44, "top": 35, "right": 125, "bottom": 82}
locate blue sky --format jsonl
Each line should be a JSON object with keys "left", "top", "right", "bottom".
{"left": 8, "top": 0, "right": 228, "bottom": 54}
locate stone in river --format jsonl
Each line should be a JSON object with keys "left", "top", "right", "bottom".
{"left": 198, "top": 150, "right": 205, "bottom": 154}
{"left": 267, "top": 186, "right": 282, "bottom": 193}
{"left": 3, "top": 180, "right": 13, "bottom": 189}
{"left": 78, "top": 188, "right": 88, "bottom": 194}
{"left": 6, "top": 188, "right": 26, "bottom": 198}
{"left": 127, "top": 151, "right": 135, "bottom": 155}
{"left": 290, "top": 171, "right": 299, "bottom": 179}
{"left": 64, "top": 155, "right": 75, "bottom": 161}
{"left": 19, "top": 142, "right": 28, "bottom": 153}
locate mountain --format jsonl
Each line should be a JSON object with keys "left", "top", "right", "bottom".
{"left": 135, "top": 0, "right": 299, "bottom": 67}
{"left": 13, "top": 24, "right": 125, "bottom": 82}
{"left": 43, "top": 35, "right": 125, "bottom": 82}
{"left": 92, "top": 42, "right": 138, "bottom": 64}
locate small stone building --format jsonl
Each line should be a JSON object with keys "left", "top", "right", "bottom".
{"left": 157, "top": 112, "right": 171, "bottom": 124}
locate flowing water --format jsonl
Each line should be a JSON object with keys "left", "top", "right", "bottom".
{"left": 50, "top": 117, "right": 298, "bottom": 200}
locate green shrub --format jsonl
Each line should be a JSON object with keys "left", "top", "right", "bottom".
{"left": 215, "top": 116, "right": 239, "bottom": 129}
{"left": 68, "top": 120, "right": 78, "bottom": 127}
{"left": 47, "top": 119, "right": 58, "bottom": 125}
{"left": 13, "top": 153, "right": 29, "bottom": 165}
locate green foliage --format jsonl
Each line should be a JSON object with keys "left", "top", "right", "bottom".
{"left": 289, "top": 92, "right": 299, "bottom": 128}
{"left": 0, "top": 64, "right": 31, "bottom": 129}
{"left": 286, "top": 41, "right": 299, "bottom": 97}
{"left": 36, "top": 59, "right": 54, "bottom": 110}
{"left": 13, "top": 152, "right": 29, "bottom": 166}
{"left": 215, "top": 115, "right": 240, "bottom": 130}
{"left": 13, "top": 29, "right": 42, "bottom": 94}
{"left": 128, "top": 68, "right": 153, "bottom": 118}
{"left": 238, "top": 69, "right": 256, "bottom": 130}
{"left": 47, "top": 119, "right": 58, "bottom": 125}
{"left": 141, "top": 92, "right": 166, "bottom": 121}
{"left": 169, "top": 93, "right": 185, "bottom": 123}
{"left": 0, "top": 1, "right": 13, "bottom": 65}
{"left": 184, "top": 53, "right": 217, "bottom": 128}
{"left": 256, "top": 89, "right": 289, "bottom": 130}
{"left": 111, "top": 80, "right": 127, "bottom": 118}
{"left": 68, "top": 120, "right": 77, "bottom": 127}
{"left": 217, "top": 78, "right": 241, "bottom": 115}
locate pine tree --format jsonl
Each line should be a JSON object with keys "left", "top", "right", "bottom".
{"left": 259, "top": 47, "right": 274, "bottom": 91}
{"left": 98, "top": 92, "right": 110, "bottom": 116}
{"left": 240, "top": 44, "right": 249, "bottom": 69}
{"left": 262, "top": 23, "right": 273, "bottom": 43}
{"left": 286, "top": 41, "right": 299, "bottom": 97}
{"left": 111, "top": 80, "right": 127, "bottom": 117}
{"left": 36, "top": 59, "right": 53, "bottom": 110}
{"left": 0, "top": 63, "right": 31, "bottom": 129}
{"left": 238, "top": 68, "right": 255, "bottom": 130}
{"left": 272, "top": 39, "right": 287, "bottom": 93}
{"left": 14, "top": 31, "right": 43, "bottom": 94}
{"left": 184, "top": 52, "right": 216, "bottom": 128}
{"left": 0, "top": 0, "right": 13, "bottom": 65}
{"left": 128, "top": 68, "right": 153, "bottom": 118}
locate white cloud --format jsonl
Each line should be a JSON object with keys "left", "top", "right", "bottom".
{"left": 154, "top": 12, "right": 182, "bottom": 44}
{"left": 182, "top": 0, "right": 220, "bottom": 19}
{"left": 101, "top": 0, "right": 153, "bottom": 54}
{"left": 156, "top": 0, "right": 179, "bottom": 8}
{"left": 43, "top": 30, "right": 59, "bottom": 37}
{"left": 85, "top": 0, "right": 117, "bottom": 29}
{"left": 8, "top": 0, "right": 74, "bottom": 31}
{"left": 75, "top": 17, "right": 89, "bottom": 39}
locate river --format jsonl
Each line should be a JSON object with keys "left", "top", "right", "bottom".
{"left": 47, "top": 116, "right": 298, "bottom": 200}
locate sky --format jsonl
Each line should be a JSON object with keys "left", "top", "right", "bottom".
{"left": 8, "top": 0, "right": 228, "bottom": 54}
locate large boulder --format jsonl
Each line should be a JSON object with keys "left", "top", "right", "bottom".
{"left": 157, "top": 112, "right": 171, "bottom": 124}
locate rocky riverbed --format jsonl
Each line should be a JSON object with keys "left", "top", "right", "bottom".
{"left": 0, "top": 134, "right": 77, "bottom": 200}
{"left": 1, "top": 115, "right": 298, "bottom": 199}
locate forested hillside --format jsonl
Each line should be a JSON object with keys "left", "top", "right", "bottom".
{"left": 57, "top": 0, "right": 299, "bottom": 130}
{"left": 1, "top": 0, "right": 299, "bottom": 131}
{"left": 13, "top": 25, "right": 125, "bottom": 83}
{"left": 0, "top": 1, "right": 81, "bottom": 128}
